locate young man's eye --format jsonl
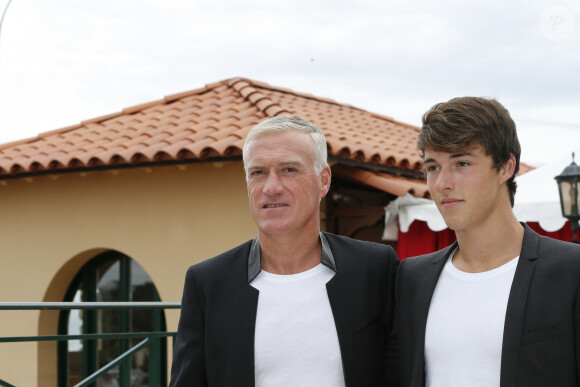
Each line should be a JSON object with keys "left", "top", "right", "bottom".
{"left": 457, "top": 161, "right": 470, "bottom": 167}
{"left": 425, "top": 165, "right": 439, "bottom": 173}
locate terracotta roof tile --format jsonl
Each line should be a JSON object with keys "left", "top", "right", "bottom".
{"left": 134, "top": 141, "right": 172, "bottom": 160}
{"left": 164, "top": 129, "right": 195, "bottom": 144}
{"left": 0, "top": 77, "right": 534, "bottom": 196}
{"left": 164, "top": 140, "right": 193, "bottom": 158}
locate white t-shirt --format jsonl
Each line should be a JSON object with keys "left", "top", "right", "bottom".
{"left": 250, "top": 263, "right": 345, "bottom": 387}
{"left": 425, "top": 252, "right": 519, "bottom": 387}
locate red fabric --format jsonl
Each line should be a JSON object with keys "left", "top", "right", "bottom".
{"left": 397, "top": 221, "right": 575, "bottom": 260}
{"left": 526, "top": 221, "right": 574, "bottom": 242}
{"left": 397, "top": 221, "right": 456, "bottom": 259}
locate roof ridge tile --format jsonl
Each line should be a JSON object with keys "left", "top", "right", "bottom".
{"left": 80, "top": 112, "right": 125, "bottom": 127}
{"left": 123, "top": 100, "right": 165, "bottom": 115}
{"left": 164, "top": 80, "right": 226, "bottom": 103}
{"left": 229, "top": 79, "right": 292, "bottom": 118}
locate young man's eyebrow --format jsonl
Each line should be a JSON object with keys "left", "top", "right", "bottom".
{"left": 422, "top": 152, "right": 476, "bottom": 164}
{"left": 449, "top": 152, "right": 476, "bottom": 159}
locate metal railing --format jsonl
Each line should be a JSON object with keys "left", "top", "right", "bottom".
{"left": 0, "top": 302, "right": 180, "bottom": 387}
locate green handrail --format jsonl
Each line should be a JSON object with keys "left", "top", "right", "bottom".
{"left": 0, "top": 331, "right": 175, "bottom": 343}
{"left": 0, "top": 301, "right": 180, "bottom": 310}
{"left": 0, "top": 378, "right": 16, "bottom": 387}
{"left": 0, "top": 302, "right": 181, "bottom": 387}
{"left": 74, "top": 338, "right": 150, "bottom": 387}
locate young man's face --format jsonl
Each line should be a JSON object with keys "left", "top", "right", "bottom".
{"left": 423, "top": 145, "right": 513, "bottom": 232}
{"left": 245, "top": 130, "right": 331, "bottom": 238}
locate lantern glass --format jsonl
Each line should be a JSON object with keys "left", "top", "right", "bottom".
{"left": 555, "top": 153, "right": 580, "bottom": 242}
{"left": 558, "top": 180, "right": 578, "bottom": 217}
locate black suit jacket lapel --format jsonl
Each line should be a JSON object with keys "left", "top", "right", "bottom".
{"left": 324, "top": 237, "right": 383, "bottom": 384}
{"left": 500, "top": 225, "right": 539, "bottom": 387}
{"left": 411, "top": 243, "right": 455, "bottom": 386}
{"left": 235, "top": 283, "right": 260, "bottom": 385}
{"left": 325, "top": 244, "right": 354, "bottom": 378}
{"left": 218, "top": 243, "right": 259, "bottom": 386}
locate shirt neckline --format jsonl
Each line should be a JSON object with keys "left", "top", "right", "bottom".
{"left": 248, "top": 232, "right": 336, "bottom": 283}
{"left": 446, "top": 248, "right": 520, "bottom": 280}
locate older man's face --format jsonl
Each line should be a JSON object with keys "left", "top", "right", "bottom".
{"left": 245, "top": 130, "right": 330, "bottom": 238}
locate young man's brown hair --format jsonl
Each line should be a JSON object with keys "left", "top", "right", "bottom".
{"left": 417, "top": 96, "right": 521, "bottom": 207}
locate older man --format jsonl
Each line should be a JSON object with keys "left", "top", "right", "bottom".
{"left": 169, "top": 116, "right": 399, "bottom": 387}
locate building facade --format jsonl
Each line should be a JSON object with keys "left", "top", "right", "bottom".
{"left": 0, "top": 78, "right": 429, "bottom": 386}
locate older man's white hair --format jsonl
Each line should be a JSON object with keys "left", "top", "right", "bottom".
{"left": 242, "top": 116, "right": 328, "bottom": 180}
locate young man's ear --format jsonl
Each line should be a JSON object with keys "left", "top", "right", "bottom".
{"left": 501, "top": 154, "right": 517, "bottom": 182}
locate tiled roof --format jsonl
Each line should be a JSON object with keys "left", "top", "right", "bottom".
{"left": 0, "top": 77, "right": 533, "bottom": 197}
{"left": 332, "top": 164, "right": 430, "bottom": 198}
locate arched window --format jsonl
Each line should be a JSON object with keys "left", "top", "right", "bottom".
{"left": 57, "top": 251, "right": 167, "bottom": 386}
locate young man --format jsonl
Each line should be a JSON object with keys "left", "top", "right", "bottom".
{"left": 170, "top": 116, "right": 399, "bottom": 387}
{"left": 397, "top": 97, "right": 580, "bottom": 387}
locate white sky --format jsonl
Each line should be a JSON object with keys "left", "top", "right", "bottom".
{"left": 0, "top": 0, "right": 578, "bottom": 167}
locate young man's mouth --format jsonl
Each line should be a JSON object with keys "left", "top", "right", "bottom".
{"left": 441, "top": 198, "right": 462, "bottom": 209}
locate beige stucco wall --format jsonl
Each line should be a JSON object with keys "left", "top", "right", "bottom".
{"left": 0, "top": 160, "right": 257, "bottom": 386}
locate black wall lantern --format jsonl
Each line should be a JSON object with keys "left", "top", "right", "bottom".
{"left": 555, "top": 153, "right": 580, "bottom": 243}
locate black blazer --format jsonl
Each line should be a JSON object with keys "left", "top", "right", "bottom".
{"left": 396, "top": 224, "right": 580, "bottom": 387}
{"left": 170, "top": 232, "right": 399, "bottom": 387}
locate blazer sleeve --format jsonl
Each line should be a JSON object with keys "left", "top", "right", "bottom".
{"left": 169, "top": 267, "right": 208, "bottom": 387}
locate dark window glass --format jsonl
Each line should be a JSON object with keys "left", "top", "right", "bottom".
{"left": 58, "top": 251, "right": 166, "bottom": 387}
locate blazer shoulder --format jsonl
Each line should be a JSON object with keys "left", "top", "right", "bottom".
{"left": 535, "top": 233, "right": 580, "bottom": 267}
{"left": 322, "top": 232, "right": 399, "bottom": 265}
{"left": 187, "top": 239, "right": 253, "bottom": 278}
{"left": 400, "top": 242, "right": 456, "bottom": 270}
{"left": 322, "top": 232, "right": 394, "bottom": 251}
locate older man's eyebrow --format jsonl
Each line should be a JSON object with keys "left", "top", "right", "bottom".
{"left": 280, "top": 161, "right": 303, "bottom": 168}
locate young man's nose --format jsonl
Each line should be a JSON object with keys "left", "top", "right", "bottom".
{"left": 435, "top": 169, "right": 454, "bottom": 192}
